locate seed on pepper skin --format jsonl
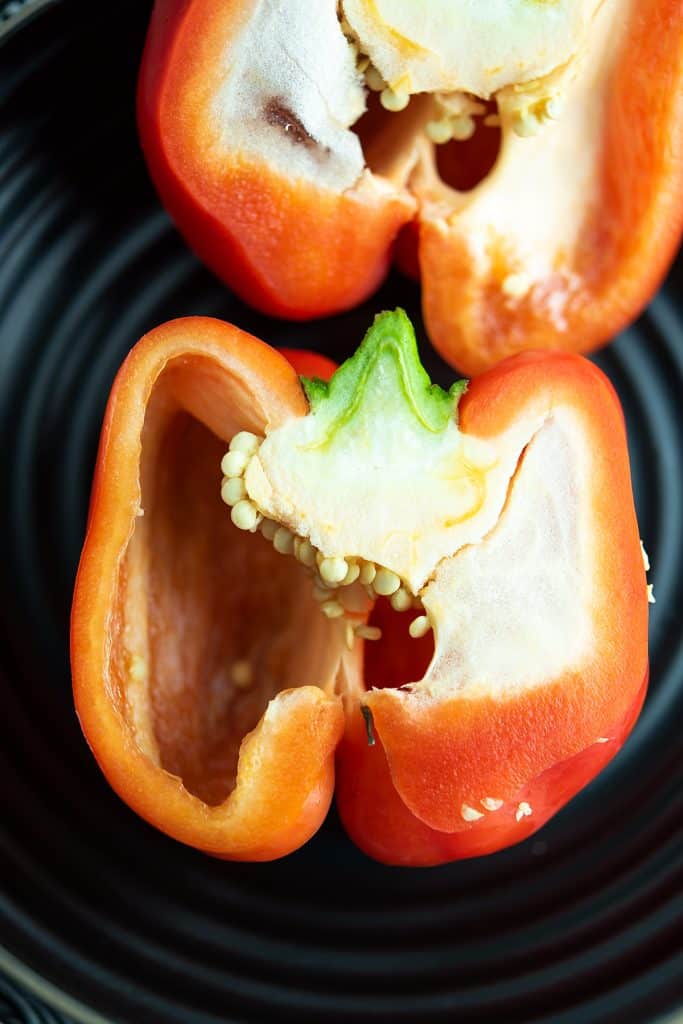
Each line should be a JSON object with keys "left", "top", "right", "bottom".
{"left": 273, "top": 527, "right": 294, "bottom": 555}
{"left": 409, "top": 615, "right": 431, "bottom": 639}
{"left": 221, "top": 450, "right": 248, "bottom": 477}
{"left": 515, "top": 801, "right": 532, "bottom": 822}
{"left": 320, "top": 556, "right": 349, "bottom": 585}
{"left": 231, "top": 499, "right": 260, "bottom": 531}
{"left": 390, "top": 587, "right": 412, "bottom": 612}
{"left": 221, "top": 477, "right": 246, "bottom": 506}
{"left": 229, "top": 431, "right": 261, "bottom": 455}
{"left": 373, "top": 568, "right": 401, "bottom": 596}
{"left": 461, "top": 804, "right": 484, "bottom": 822}
{"left": 481, "top": 797, "right": 503, "bottom": 811}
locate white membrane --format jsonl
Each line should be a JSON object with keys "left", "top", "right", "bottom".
{"left": 213, "top": 0, "right": 366, "bottom": 190}
{"left": 342, "top": 0, "right": 601, "bottom": 98}
{"left": 420, "top": 409, "right": 593, "bottom": 696}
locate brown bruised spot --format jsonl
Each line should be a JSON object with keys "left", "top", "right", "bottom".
{"left": 264, "top": 99, "right": 321, "bottom": 151}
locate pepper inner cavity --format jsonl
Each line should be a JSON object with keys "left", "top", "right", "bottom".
{"left": 120, "top": 411, "right": 340, "bottom": 806}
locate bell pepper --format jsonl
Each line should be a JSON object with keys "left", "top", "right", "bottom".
{"left": 71, "top": 310, "right": 649, "bottom": 864}
{"left": 137, "top": 0, "right": 683, "bottom": 376}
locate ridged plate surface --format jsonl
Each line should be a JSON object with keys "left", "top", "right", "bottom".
{"left": 0, "top": 3, "right": 681, "bottom": 1022}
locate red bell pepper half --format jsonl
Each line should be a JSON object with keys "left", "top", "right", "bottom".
{"left": 138, "top": 0, "right": 683, "bottom": 374}
{"left": 71, "top": 311, "right": 649, "bottom": 864}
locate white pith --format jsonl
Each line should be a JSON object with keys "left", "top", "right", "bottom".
{"left": 221, "top": 403, "right": 595, "bottom": 695}
{"left": 341, "top": 0, "right": 600, "bottom": 100}
{"left": 419, "top": 409, "right": 592, "bottom": 697}
{"left": 213, "top": 0, "right": 367, "bottom": 191}
{"left": 248, "top": 367, "right": 543, "bottom": 594}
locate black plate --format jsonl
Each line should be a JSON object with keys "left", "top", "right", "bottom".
{"left": 1, "top": 2, "right": 682, "bottom": 1022}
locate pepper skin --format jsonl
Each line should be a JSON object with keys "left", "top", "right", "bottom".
{"left": 72, "top": 318, "right": 648, "bottom": 864}
{"left": 138, "top": 0, "right": 683, "bottom": 375}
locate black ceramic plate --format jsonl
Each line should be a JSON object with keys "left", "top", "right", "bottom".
{"left": 1, "top": 2, "right": 682, "bottom": 1022}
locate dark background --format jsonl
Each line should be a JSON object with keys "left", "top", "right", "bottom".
{"left": 0, "top": 1, "right": 681, "bottom": 1021}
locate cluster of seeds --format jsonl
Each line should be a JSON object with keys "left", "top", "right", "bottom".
{"left": 340, "top": 10, "right": 576, "bottom": 145}
{"left": 425, "top": 92, "right": 489, "bottom": 144}
{"left": 220, "top": 431, "right": 433, "bottom": 645}
{"left": 500, "top": 61, "right": 578, "bottom": 138}
{"left": 507, "top": 92, "right": 563, "bottom": 138}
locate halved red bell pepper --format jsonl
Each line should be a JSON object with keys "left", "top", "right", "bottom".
{"left": 71, "top": 312, "right": 649, "bottom": 864}
{"left": 137, "top": 0, "right": 683, "bottom": 375}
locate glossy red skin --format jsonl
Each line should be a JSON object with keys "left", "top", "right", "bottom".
{"left": 138, "top": 0, "right": 683, "bottom": 372}
{"left": 339, "top": 638, "right": 648, "bottom": 866}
